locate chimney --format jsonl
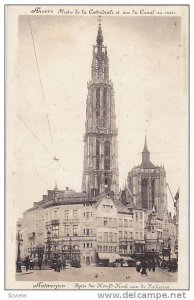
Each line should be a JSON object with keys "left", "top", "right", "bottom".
{"left": 42, "top": 195, "right": 47, "bottom": 202}
{"left": 66, "top": 187, "right": 69, "bottom": 191}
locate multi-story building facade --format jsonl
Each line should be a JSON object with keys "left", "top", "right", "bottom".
{"left": 144, "top": 211, "right": 163, "bottom": 256}
{"left": 96, "top": 196, "right": 118, "bottom": 256}
{"left": 20, "top": 186, "right": 145, "bottom": 265}
{"left": 133, "top": 209, "right": 145, "bottom": 256}
{"left": 162, "top": 211, "right": 177, "bottom": 260}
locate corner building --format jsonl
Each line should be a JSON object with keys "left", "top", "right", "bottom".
{"left": 20, "top": 187, "right": 145, "bottom": 265}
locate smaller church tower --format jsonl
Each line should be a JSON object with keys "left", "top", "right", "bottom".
{"left": 127, "top": 136, "right": 168, "bottom": 219}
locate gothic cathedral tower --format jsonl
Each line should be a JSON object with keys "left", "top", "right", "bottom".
{"left": 82, "top": 20, "right": 119, "bottom": 197}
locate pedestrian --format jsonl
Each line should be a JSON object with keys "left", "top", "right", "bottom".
{"left": 57, "top": 257, "right": 62, "bottom": 272}
{"left": 141, "top": 261, "right": 148, "bottom": 276}
{"left": 152, "top": 260, "right": 156, "bottom": 272}
{"left": 29, "top": 259, "right": 34, "bottom": 270}
{"left": 38, "top": 257, "right": 43, "bottom": 270}
{"left": 136, "top": 260, "right": 141, "bottom": 273}
{"left": 148, "top": 260, "right": 152, "bottom": 271}
{"left": 174, "top": 261, "right": 178, "bottom": 272}
{"left": 24, "top": 256, "right": 30, "bottom": 272}
{"left": 53, "top": 260, "right": 57, "bottom": 272}
{"left": 62, "top": 259, "right": 66, "bottom": 271}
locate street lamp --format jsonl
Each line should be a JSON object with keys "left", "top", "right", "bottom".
{"left": 162, "top": 242, "right": 165, "bottom": 263}
{"left": 47, "top": 230, "right": 52, "bottom": 264}
{"left": 69, "top": 237, "right": 72, "bottom": 260}
{"left": 16, "top": 231, "right": 23, "bottom": 273}
{"left": 175, "top": 239, "right": 178, "bottom": 261}
{"left": 168, "top": 237, "right": 171, "bottom": 262}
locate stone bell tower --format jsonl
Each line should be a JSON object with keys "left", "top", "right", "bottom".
{"left": 82, "top": 19, "right": 119, "bottom": 197}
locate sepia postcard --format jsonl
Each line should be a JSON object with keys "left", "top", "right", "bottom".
{"left": 5, "top": 5, "right": 189, "bottom": 290}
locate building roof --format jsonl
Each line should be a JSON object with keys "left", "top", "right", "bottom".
{"left": 139, "top": 160, "right": 155, "bottom": 169}
{"left": 25, "top": 186, "right": 97, "bottom": 212}
{"left": 94, "top": 194, "right": 132, "bottom": 215}
{"left": 113, "top": 198, "right": 132, "bottom": 214}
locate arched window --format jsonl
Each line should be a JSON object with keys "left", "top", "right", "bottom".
{"left": 96, "top": 87, "right": 100, "bottom": 118}
{"left": 104, "top": 176, "right": 111, "bottom": 193}
{"left": 102, "top": 59, "right": 105, "bottom": 79}
{"left": 151, "top": 179, "right": 155, "bottom": 209}
{"left": 103, "top": 87, "right": 107, "bottom": 118}
{"left": 97, "top": 175, "right": 101, "bottom": 196}
{"left": 141, "top": 178, "right": 148, "bottom": 209}
{"left": 104, "top": 140, "right": 110, "bottom": 170}
{"left": 96, "top": 139, "right": 100, "bottom": 170}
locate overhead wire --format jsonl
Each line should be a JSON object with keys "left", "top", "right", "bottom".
{"left": 26, "top": 19, "right": 67, "bottom": 175}
{"left": 29, "top": 20, "right": 54, "bottom": 148}
{"left": 17, "top": 113, "right": 54, "bottom": 159}
{"left": 17, "top": 114, "right": 67, "bottom": 175}
{"left": 34, "top": 169, "right": 50, "bottom": 187}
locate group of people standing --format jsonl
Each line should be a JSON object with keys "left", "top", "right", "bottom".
{"left": 52, "top": 257, "right": 66, "bottom": 272}
{"left": 136, "top": 259, "right": 156, "bottom": 276}
{"left": 24, "top": 256, "right": 43, "bottom": 271}
{"left": 23, "top": 256, "right": 67, "bottom": 272}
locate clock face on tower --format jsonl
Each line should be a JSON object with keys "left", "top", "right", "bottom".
{"left": 96, "top": 116, "right": 107, "bottom": 131}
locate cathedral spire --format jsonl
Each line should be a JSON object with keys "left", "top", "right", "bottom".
{"left": 141, "top": 136, "right": 155, "bottom": 168}
{"left": 96, "top": 16, "right": 103, "bottom": 48}
{"left": 142, "top": 135, "right": 150, "bottom": 164}
{"left": 143, "top": 135, "right": 149, "bottom": 152}
{"left": 91, "top": 16, "right": 109, "bottom": 82}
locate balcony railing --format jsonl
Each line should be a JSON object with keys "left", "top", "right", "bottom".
{"left": 46, "top": 220, "right": 60, "bottom": 225}
{"left": 119, "top": 238, "right": 133, "bottom": 242}
{"left": 62, "top": 218, "right": 80, "bottom": 223}
{"left": 134, "top": 239, "right": 145, "bottom": 244}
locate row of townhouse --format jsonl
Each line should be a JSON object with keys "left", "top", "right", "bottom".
{"left": 19, "top": 187, "right": 145, "bottom": 265}
{"left": 18, "top": 186, "right": 176, "bottom": 265}
{"left": 144, "top": 210, "right": 177, "bottom": 260}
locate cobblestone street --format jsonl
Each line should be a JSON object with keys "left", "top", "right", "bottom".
{"left": 16, "top": 266, "right": 177, "bottom": 283}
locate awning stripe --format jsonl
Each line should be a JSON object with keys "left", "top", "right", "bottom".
{"left": 121, "top": 256, "right": 135, "bottom": 261}
{"left": 98, "top": 253, "right": 121, "bottom": 261}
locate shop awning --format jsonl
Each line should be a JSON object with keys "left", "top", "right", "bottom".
{"left": 112, "top": 253, "right": 121, "bottom": 261}
{"left": 98, "top": 253, "right": 121, "bottom": 262}
{"left": 98, "top": 253, "right": 110, "bottom": 260}
{"left": 171, "top": 253, "right": 177, "bottom": 259}
{"left": 134, "top": 240, "right": 145, "bottom": 245}
{"left": 121, "top": 256, "right": 135, "bottom": 261}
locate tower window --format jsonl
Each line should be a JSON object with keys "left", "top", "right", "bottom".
{"left": 103, "top": 87, "right": 107, "bottom": 118}
{"left": 104, "top": 140, "right": 110, "bottom": 170}
{"left": 151, "top": 179, "right": 155, "bottom": 208}
{"left": 104, "top": 176, "right": 111, "bottom": 193}
{"left": 102, "top": 59, "right": 105, "bottom": 79}
{"left": 141, "top": 178, "right": 148, "bottom": 209}
{"left": 96, "top": 139, "right": 100, "bottom": 170}
{"left": 96, "top": 87, "right": 100, "bottom": 117}
{"left": 97, "top": 175, "right": 101, "bottom": 195}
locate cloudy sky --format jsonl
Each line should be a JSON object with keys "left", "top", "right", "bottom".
{"left": 7, "top": 14, "right": 188, "bottom": 217}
